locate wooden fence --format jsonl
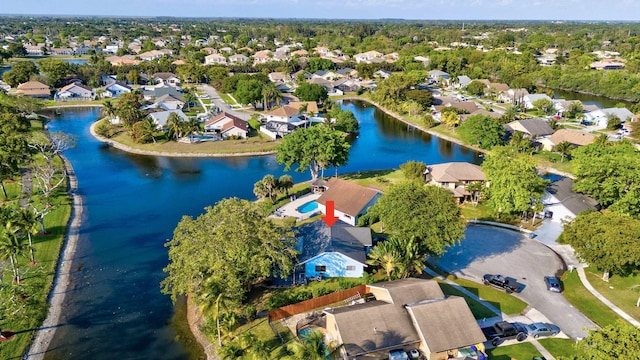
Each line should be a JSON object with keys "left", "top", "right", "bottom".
{"left": 268, "top": 284, "right": 368, "bottom": 322}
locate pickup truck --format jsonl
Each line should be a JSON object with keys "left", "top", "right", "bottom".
{"left": 482, "top": 274, "right": 522, "bottom": 293}
{"left": 482, "top": 321, "right": 528, "bottom": 346}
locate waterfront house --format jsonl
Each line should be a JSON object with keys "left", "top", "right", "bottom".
{"left": 539, "top": 129, "right": 596, "bottom": 151}
{"left": 504, "top": 118, "right": 555, "bottom": 139}
{"left": 542, "top": 178, "right": 599, "bottom": 223}
{"left": 16, "top": 81, "right": 51, "bottom": 99}
{"left": 315, "top": 178, "right": 380, "bottom": 226}
{"left": 204, "top": 112, "right": 248, "bottom": 139}
{"left": 424, "top": 162, "right": 486, "bottom": 201}
{"left": 147, "top": 109, "right": 189, "bottom": 130}
{"left": 55, "top": 83, "right": 94, "bottom": 101}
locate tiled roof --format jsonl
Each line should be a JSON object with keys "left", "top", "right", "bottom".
{"left": 428, "top": 162, "right": 485, "bottom": 183}
{"left": 316, "top": 178, "right": 379, "bottom": 218}
{"left": 546, "top": 129, "right": 595, "bottom": 147}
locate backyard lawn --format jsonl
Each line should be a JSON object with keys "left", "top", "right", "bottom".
{"left": 538, "top": 338, "right": 578, "bottom": 359}
{"left": 584, "top": 269, "right": 640, "bottom": 323}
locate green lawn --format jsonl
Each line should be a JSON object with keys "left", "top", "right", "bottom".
{"left": 460, "top": 202, "right": 496, "bottom": 222}
{"left": 340, "top": 169, "right": 405, "bottom": 191}
{"left": 220, "top": 93, "right": 236, "bottom": 105}
{"left": 437, "top": 282, "right": 497, "bottom": 319}
{"left": 486, "top": 342, "right": 543, "bottom": 360}
{"left": 538, "top": 338, "right": 578, "bottom": 359}
{"left": 561, "top": 270, "right": 622, "bottom": 327}
{"left": 450, "top": 277, "right": 528, "bottom": 315}
{"left": 533, "top": 151, "right": 575, "bottom": 174}
{"left": 583, "top": 269, "right": 640, "bottom": 323}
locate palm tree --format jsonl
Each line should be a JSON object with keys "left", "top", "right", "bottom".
{"left": 12, "top": 207, "right": 39, "bottom": 264}
{"left": 183, "top": 91, "right": 197, "bottom": 112}
{"left": 0, "top": 221, "right": 29, "bottom": 283}
{"left": 553, "top": 141, "right": 573, "bottom": 163}
{"left": 366, "top": 239, "right": 400, "bottom": 281}
{"left": 218, "top": 339, "right": 244, "bottom": 360}
{"left": 261, "top": 82, "right": 281, "bottom": 110}
{"left": 164, "top": 113, "right": 183, "bottom": 141}
{"left": 102, "top": 99, "right": 116, "bottom": 120}
{"left": 394, "top": 237, "right": 426, "bottom": 279}
{"left": 278, "top": 175, "right": 294, "bottom": 197}
{"left": 286, "top": 329, "right": 327, "bottom": 360}
{"left": 593, "top": 133, "right": 610, "bottom": 147}
{"left": 184, "top": 118, "right": 201, "bottom": 142}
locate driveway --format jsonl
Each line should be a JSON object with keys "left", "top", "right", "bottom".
{"left": 431, "top": 224, "right": 596, "bottom": 340}
{"left": 198, "top": 84, "right": 250, "bottom": 120}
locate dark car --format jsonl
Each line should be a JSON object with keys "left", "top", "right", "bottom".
{"left": 544, "top": 276, "right": 562, "bottom": 293}
{"left": 483, "top": 274, "right": 522, "bottom": 293}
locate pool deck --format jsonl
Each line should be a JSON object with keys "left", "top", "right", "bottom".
{"left": 270, "top": 193, "right": 322, "bottom": 221}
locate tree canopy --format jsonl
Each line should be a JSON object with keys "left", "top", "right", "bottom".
{"left": 482, "top": 145, "right": 549, "bottom": 217}
{"left": 161, "top": 198, "right": 297, "bottom": 308}
{"left": 456, "top": 114, "right": 505, "bottom": 149}
{"left": 366, "top": 182, "right": 465, "bottom": 256}
{"left": 276, "top": 125, "right": 350, "bottom": 180}
{"left": 562, "top": 211, "right": 640, "bottom": 280}
{"left": 575, "top": 321, "right": 640, "bottom": 359}
{"left": 572, "top": 140, "right": 640, "bottom": 218}
{"left": 293, "top": 83, "right": 328, "bottom": 104}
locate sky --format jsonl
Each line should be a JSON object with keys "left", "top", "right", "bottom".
{"left": 1, "top": 0, "right": 640, "bottom": 21}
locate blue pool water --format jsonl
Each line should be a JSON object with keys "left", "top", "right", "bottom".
{"left": 297, "top": 200, "right": 318, "bottom": 214}
{"left": 299, "top": 327, "right": 314, "bottom": 338}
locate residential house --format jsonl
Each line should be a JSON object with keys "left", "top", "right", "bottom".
{"left": 50, "top": 47, "right": 74, "bottom": 56}
{"left": 102, "top": 81, "right": 131, "bottom": 98}
{"left": 591, "top": 60, "right": 625, "bottom": 70}
{"left": 539, "top": 129, "right": 596, "bottom": 151}
{"left": 142, "top": 84, "right": 183, "bottom": 101}
{"left": 106, "top": 55, "right": 141, "bottom": 66}
{"left": 373, "top": 69, "right": 393, "bottom": 79}
{"left": 384, "top": 52, "right": 400, "bottom": 62}
{"left": 489, "top": 82, "right": 509, "bottom": 94}
{"left": 205, "top": 53, "right": 227, "bottom": 65}
{"left": 172, "top": 60, "right": 187, "bottom": 66}
{"left": 152, "top": 72, "right": 181, "bottom": 87}
{"left": 433, "top": 100, "right": 479, "bottom": 120}
{"left": 268, "top": 72, "right": 291, "bottom": 83}
{"left": 296, "top": 220, "right": 372, "bottom": 279}
{"left": 584, "top": 107, "right": 635, "bottom": 128}
{"left": 424, "top": 162, "right": 486, "bottom": 201}
{"left": 522, "top": 94, "right": 553, "bottom": 110}
{"left": 323, "top": 278, "right": 486, "bottom": 360}
{"left": 290, "top": 49, "right": 309, "bottom": 57}
{"left": 542, "top": 178, "right": 599, "bottom": 223}
{"left": 313, "top": 46, "right": 331, "bottom": 56}
{"left": 219, "top": 46, "right": 233, "bottom": 54}
{"left": 138, "top": 49, "right": 171, "bottom": 61}
{"left": 455, "top": 75, "right": 472, "bottom": 88}
{"left": 263, "top": 105, "right": 302, "bottom": 123}
{"left": 333, "top": 78, "right": 361, "bottom": 93}
{"left": 144, "top": 94, "right": 185, "bottom": 111}
{"left": 16, "top": 81, "right": 51, "bottom": 99}
{"left": 499, "top": 88, "right": 529, "bottom": 104}
{"left": 353, "top": 50, "right": 384, "bottom": 63}
{"left": 147, "top": 109, "right": 189, "bottom": 130}
{"left": 311, "top": 70, "right": 338, "bottom": 81}
{"left": 253, "top": 50, "right": 271, "bottom": 65}
{"left": 428, "top": 70, "right": 450, "bottom": 86}
{"left": 504, "top": 118, "right": 555, "bottom": 139}
{"left": 228, "top": 54, "right": 249, "bottom": 64}
{"left": 460, "top": 109, "right": 501, "bottom": 121}
{"left": 336, "top": 68, "right": 358, "bottom": 78}
{"left": 204, "top": 112, "right": 248, "bottom": 139}
{"left": 24, "top": 44, "right": 44, "bottom": 56}
{"left": 287, "top": 101, "right": 319, "bottom": 114}
{"left": 316, "top": 177, "right": 380, "bottom": 226}
{"left": 202, "top": 47, "right": 217, "bottom": 54}
{"left": 55, "top": 83, "right": 94, "bottom": 101}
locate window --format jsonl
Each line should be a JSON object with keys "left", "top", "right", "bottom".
{"left": 315, "top": 265, "right": 326, "bottom": 272}
{"left": 346, "top": 266, "right": 356, "bottom": 271}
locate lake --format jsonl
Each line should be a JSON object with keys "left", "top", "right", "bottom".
{"left": 43, "top": 101, "right": 481, "bottom": 359}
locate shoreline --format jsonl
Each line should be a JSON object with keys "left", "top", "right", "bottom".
{"left": 88, "top": 120, "right": 277, "bottom": 158}
{"left": 25, "top": 155, "right": 83, "bottom": 360}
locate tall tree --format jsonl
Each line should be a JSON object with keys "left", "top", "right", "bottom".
{"left": 261, "top": 81, "right": 281, "bottom": 110}
{"left": 234, "top": 79, "right": 264, "bottom": 109}
{"left": 164, "top": 112, "right": 184, "bottom": 141}
{"left": 286, "top": 329, "right": 341, "bottom": 360}
{"left": 456, "top": 114, "right": 505, "bottom": 149}
{"left": 399, "top": 160, "right": 427, "bottom": 183}
{"left": 37, "top": 58, "right": 71, "bottom": 88}
{"left": 562, "top": 211, "right": 640, "bottom": 281}
{"left": 575, "top": 321, "right": 640, "bottom": 359}
{"left": 278, "top": 175, "right": 294, "bottom": 197}
{"left": 0, "top": 220, "right": 28, "bottom": 283}
{"left": 482, "top": 146, "right": 548, "bottom": 218}
{"left": 253, "top": 174, "right": 280, "bottom": 203}
{"left": 1, "top": 61, "right": 38, "bottom": 87}
{"left": 293, "top": 83, "right": 328, "bottom": 104}
{"left": 552, "top": 141, "right": 573, "bottom": 162}
{"left": 367, "top": 182, "right": 465, "bottom": 255}
{"left": 12, "top": 207, "right": 39, "bottom": 264}
{"left": 276, "top": 125, "right": 350, "bottom": 180}
{"left": 161, "top": 198, "right": 297, "bottom": 308}
{"left": 366, "top": 237, "right": 425, "bottom": 281}
{"left": 115, "top": 92, "right": 145, "bottom": 130}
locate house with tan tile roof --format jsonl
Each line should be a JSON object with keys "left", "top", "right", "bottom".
{"left": 16, "top": 81, "right": 51, "bottom": 99}
{"left": 228, "top": 54, "right": 249, "bottom": 64}
{"left": 287, "top": 101, "right": 319, "bottom": 114}
{"left": 205, "top": 53, "right": 227, "bottom": 65}
{"left": 425, "top": 162, "right": 486, "bottom": 200}
{"left": 353, "top": 50, "right": 384, "bottom": 63}
{"left": 539, "top": 129, "right": 596, "bottom": 151}
{"left": 316, "top": 177, "right": 380, "bottom": 226}
{"left": 264, "top": 105, "right": 302, "bottom": 123}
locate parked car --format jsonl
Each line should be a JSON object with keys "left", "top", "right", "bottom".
{"left": 388, "top": 349, "right": 409, "bottom": 360}
{"left": 483, "top": 274, "right": 523, "bottom": 293}
{"left": 408, "top": 349, "right": 421, "bottom": 359}
{"left": 544, "top": 276, "right": 562, "bottom": 293}
{"left": 482, "top": 321, "right": 528, "bottom": 346}
{"left": 526, "top": 322, "right": 560, "bottom": 338}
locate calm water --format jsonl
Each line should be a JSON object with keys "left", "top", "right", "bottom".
{"left": 553, "top": 89, "right": 632, "bottom": 109}
{"left": 44, "top": 101, "right": 480, "bottom": 359}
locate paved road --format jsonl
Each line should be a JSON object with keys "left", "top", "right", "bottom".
{"left": 198, "top": 84, "right": 250, "bottom": 120}
{"left": 431, "top": 224, "right": 596, "bottom": 340}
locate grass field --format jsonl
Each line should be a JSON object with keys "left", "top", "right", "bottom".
{"left": 486, "top": 342, "right": 543, "bottom": 359}
{"left": 452, "top": 277, "right": 528, "bottom": 315}
{"left": 583, "top": 269, "right": 640, "bottom": 322}
{"left": 561, "top": 270, "right": 622, "bottom": 327}
{"left": 437, "top": 282, "right": 497, "bottom": 319}
{"left": 538, "top": 338, "right": 578, "bottom": 359}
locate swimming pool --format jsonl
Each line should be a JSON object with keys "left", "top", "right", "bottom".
{"left": 297, "top": 200, "right": 318, "bottom": 214}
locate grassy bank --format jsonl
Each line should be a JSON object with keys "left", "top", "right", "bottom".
{"left": 583, "top": 269, "right": 640, "bottom": 323}
{"left": 486, "top": 342, "right": 543, "bottom": 359}
{"left": 538, "top": 338, "right": 578, "bottom": 359}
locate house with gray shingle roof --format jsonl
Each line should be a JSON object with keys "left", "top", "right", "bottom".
{"left": 504, "top": 118, "right": 555, "bottom": 139}
{"left": 542, "top": 178, "right": 599, "bottom": 223}
{"left": 425, "top": 162, "right": 486, "bottom": 201}
{"left": 322, "top": 278, "right": 486, "bottom": 360}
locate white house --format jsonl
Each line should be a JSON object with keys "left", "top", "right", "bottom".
{"left": 296, "top": 220, "right": 372, "bottom": 279}
{"left": 542, "top": 178, "right": 599, "bottom": 223}
{"left": 205, "top": 54, "right": 227, "bottom": 65}
{"left": 428, "top": 70, "right": 450, "bottom": 85}
{"left": 147, "top": 109, "right": 189, "bottom": 130}
{"left": 204, "top": 112, "right": 248, "bottom": 139}
{"left": 102, "top": 81, "right": 131, "bottom": 98}
{"left": 353, "top": 50, "right": 384, "bottom": 63}
{"left": 263, "top": 105, "right": 301, "bottom": 123}
{"left": 522, "top": 94, "right": 553, "bottom": 110}
{"left": 373, "top": 69, "right": 393, "bottom": 79}
{"left": 316, "top": 177, "right": 380, "bottom": 226}
{"left": 152, "top": 72, "right": 181, "bottom": 87}
{"left": 55, "top": 83, "right": 94, "bottom": 101}
{"left": 584, "top": 107, "right": 635, "bottom": 128}
{"left": 228, "top": 54, "right": 249, "bottom": 64}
